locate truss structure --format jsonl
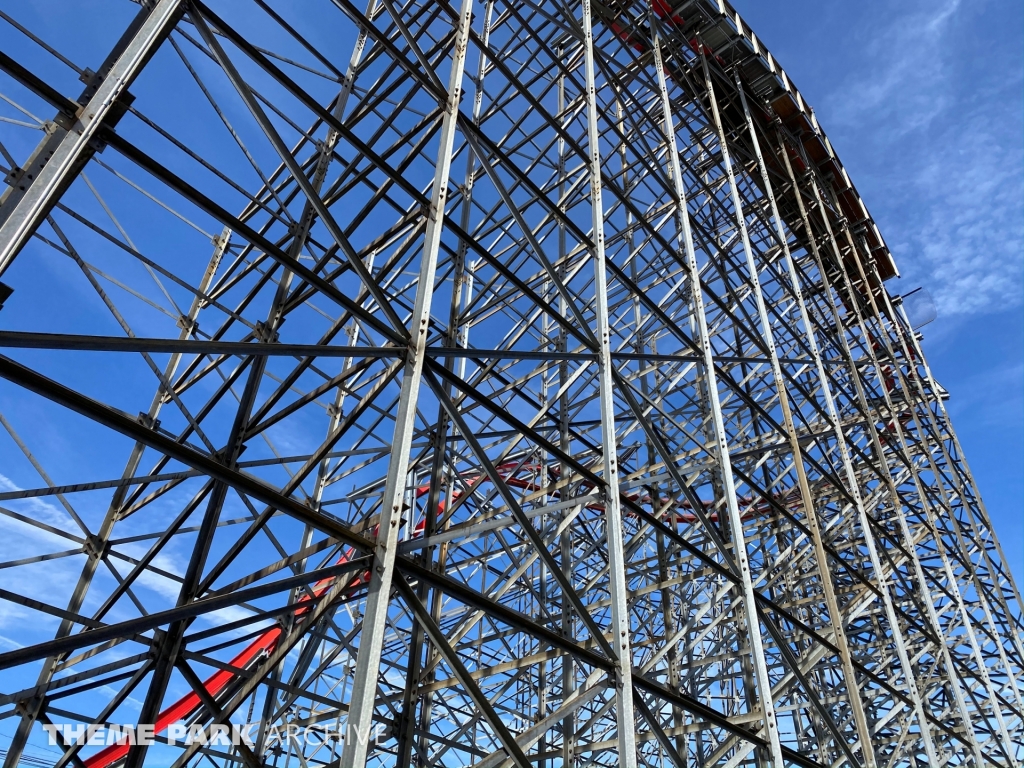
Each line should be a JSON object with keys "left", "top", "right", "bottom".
{"left": 0, "top": 1, "right": 1021, "bottom": 766}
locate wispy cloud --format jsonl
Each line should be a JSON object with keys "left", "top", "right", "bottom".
{"left": 0, "top": 472, "right": 77, "bottom": 531}
{"left": 0, "top": 473, "right": 80, "bottom": 633}
{"left": 827, "top": 0, "right": 963, "bottom": 134}
{"left": 819, "top": 0, "right": 1023, "bottom": 319}
{"left": 907, "top": 120, "right": 1024, "bottom": 317}
{"left": 0, "top": 472, "right": 271, "bottom": 653}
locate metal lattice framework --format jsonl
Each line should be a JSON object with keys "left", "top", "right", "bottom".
{"left": 0, "top": 1, "right": 1021, "bottom": 766}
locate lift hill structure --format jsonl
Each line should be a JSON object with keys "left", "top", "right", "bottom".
{"left": 0, "top": 0, "right": 1021, "bottom": 766}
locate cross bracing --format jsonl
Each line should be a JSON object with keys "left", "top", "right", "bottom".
{"left": 0, "top": 0, "right": 1020, "bottom": 767}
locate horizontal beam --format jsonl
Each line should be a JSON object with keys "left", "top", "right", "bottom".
{"left": 0, "top": 331, "right": 829, "bottom": 366}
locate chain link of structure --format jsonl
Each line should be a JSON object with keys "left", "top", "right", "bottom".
{"left": 0, "top": 0, "right": 1021, "bottom": 766}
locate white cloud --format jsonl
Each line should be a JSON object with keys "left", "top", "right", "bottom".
{"left": 0, "top": 633, "right": 25, "bottom": 650}
{"left": 0, "top": 472, "right": 78, "bottom": 531}
{"left": 817, "top": 0, "right": 1023, "bottom": 319}
{"left": 827, "top": 0, "right": 963, "bottom": 134}
{"left": 0, "top": 473, "right": 271, "bottom": 656}
{"left": 0, "top": 473, "right": 85, "bottom": 632}
{"left": 899, "top": 115, "right": 1024, "bottom": 318}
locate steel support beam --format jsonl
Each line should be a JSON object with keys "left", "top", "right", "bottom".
{"left": 0, "top": 0, "right": 182, "bottom": 279}
{"left": 339, "top": 1, "right": 473, "bottom": 763}
{"left": 580, "top": 2, "right": 638, "bottom": 764}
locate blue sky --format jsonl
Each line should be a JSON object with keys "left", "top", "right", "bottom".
{"left": 734, "top": 0, "right": 1024, "bottom": 588}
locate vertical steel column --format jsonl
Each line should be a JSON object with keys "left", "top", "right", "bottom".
{"left": 697, "top": 57, "right": 856, "bottom": 766}
{"left": 397, "top": 3, "right": 491, "bottom": 758}
{"left": 817, "top": 211, "right": 984, "bottom": 763}
{"left": 729, "top": 71, "right": 877, "bottom": 768}
{"left": 773, "top": 138, "right": 946, "bottom": 765}
{"left": 843, "top": 235, "right": 1019, "bottom": 764}
{"left": 833, "top": 236, "right": 983, "bottom": 763}
{"left": 871, "top": 260, "right": 1024, "bottom": 731}
{"left": 555, "top": 42, "right": 577, "bottom": 767}
{"left": 0, "top": 0, "right": 183, "bottom": 277}
{"left": 648, "top": 29, "right": 785, "bottom": 766}
{"left": 617, "top": 73, "right": 685, "bottom": 752}
{"left": 907, "top": 338, "right": 1024, "bottom": 637}
{"left": 340, "top": 1, "right": 473, "bottom": 763}
{"left": 579, "top": 3, "right": 637, "bottom": 764}
{"left": 248, "top": 72, "right": 376, "bottom": 758}
{"left": 877, "top": 291, "right": 1024, "bottom": 756}
{"left": 897, "top": 309, "right": 1024, "bottom": 725}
